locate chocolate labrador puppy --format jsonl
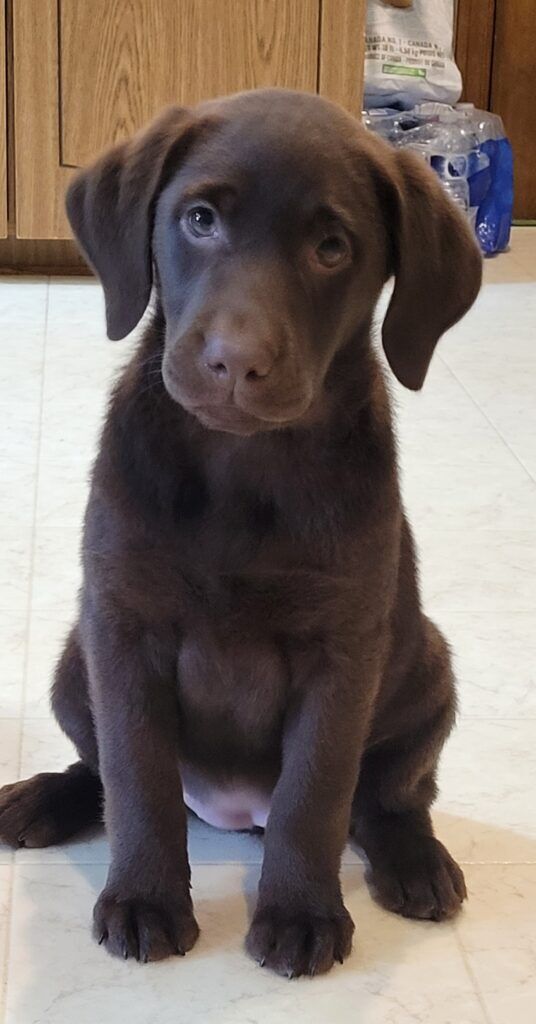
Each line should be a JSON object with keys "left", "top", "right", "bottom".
{"left": 0, "top": 89, "right": 481, "bottom": 977}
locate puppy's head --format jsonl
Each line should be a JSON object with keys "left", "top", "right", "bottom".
{"left": 67, "top": 89, "right": 482, "bottom": 436}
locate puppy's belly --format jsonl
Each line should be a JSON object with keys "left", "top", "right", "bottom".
{"left": 177, "top": 632, "right": 287, "bottom": 815}
{"left": 182, "top": 776, "right": 271, "bottom": 830}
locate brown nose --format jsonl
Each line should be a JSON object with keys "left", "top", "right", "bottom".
{"left": 203, "top": 333, "right": 275, "bottom": 386}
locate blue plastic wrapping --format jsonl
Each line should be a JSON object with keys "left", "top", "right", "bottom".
{"left": 363, "top": 103, "right": 514, "bottom": 255}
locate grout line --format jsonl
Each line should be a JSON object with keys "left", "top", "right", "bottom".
{"left": 0, "top": 283, "right": 50, "bottom": 1024}
{"left": 439, "top": 354, "right": 536, "bottom": 486}
{"left": 6, "top": 714, "right": 536, "bottom": 723}
{"left": 7, "top": 862, "right": 536, "bottom": 868}
{"left": 456, "top": 715, "right": 536, "bottom": 721}
{"left": 0, "top": 863, "right": 13, "bottom": 1024}
{"left": 16, "top": 280, "right": 51, "bottom": 749}
{"left": 453, "top": 922, "right": 495, "bottom": 1024}
{"left": 2, "top": 851, "right": 536, "bottom": 868}
{"left": 315, "top": 0, "right": 323, "bottom": 93}
{"left": 451, "top": 860, "right": 536, "bottom": 866}
{"left": 4, "top": 856, "right": 536, "bottom": 864}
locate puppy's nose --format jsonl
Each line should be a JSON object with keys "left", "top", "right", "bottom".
{"left": 203, "top": 334, "right": 275, "bottom": 385}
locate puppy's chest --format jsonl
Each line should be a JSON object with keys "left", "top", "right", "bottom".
{"left": 177, "top": 475, "right": 279, "bottom": 569}
{"left": 165, "top": 463, "right": 359, "bottom": 647}
{"left": 174, "top": 459, "right": 349, "bottom": 581}
{"left": 177, "top": 631, "right": 288, "bottom": 753}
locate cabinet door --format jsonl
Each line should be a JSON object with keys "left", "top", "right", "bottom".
{"left": 13, "top": 0, "right": 324, "bottom": 239}
{"left": 0, "top": 0, "right": 7, "bottom": 237}
{"left": 456, "top": 0, "right": 536, "bottom": 219}
{"left": 491, "top": 0, "right": 536, "bottom": 219}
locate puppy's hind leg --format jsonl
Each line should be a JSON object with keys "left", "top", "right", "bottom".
{"left": 351, "top": 618, "right": 466, "bottom": 921}
{"left": 0, "top": 626, "right": 103, "bottom": 848}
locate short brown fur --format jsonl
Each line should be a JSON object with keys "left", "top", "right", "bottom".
{"left": 0, "top": 90, "right": 481, "bottom": 977}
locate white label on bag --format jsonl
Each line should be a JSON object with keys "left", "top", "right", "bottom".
{"left": 364, "top": 0, "right": 462, "bottom": 108}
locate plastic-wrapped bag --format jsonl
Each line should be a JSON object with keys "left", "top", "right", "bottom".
{"left": 365, "top": 0, "right": 462, "bottom": 109}
{"left": 363, "top": 102, "right": 513, "bottom": 255}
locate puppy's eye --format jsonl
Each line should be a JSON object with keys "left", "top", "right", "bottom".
{"left": 315, "top": 234, "right": 349, "bottom": 268}
{"left": 186, "top": 205, "right": 218, "bottom": 238}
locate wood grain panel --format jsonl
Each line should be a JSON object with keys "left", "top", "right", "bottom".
{"left": 455, "top": 0, "right": 496, "bottom": 109}
{"left": 60, "top": 0, "right": 320, "bottom": 167}
{"left": 0, "top": 0, "right": 7, "bottom": 236}
{"left": 13, "top": 0, "right": 73, "bottom": 237}
{"left": 318, "top": 0, "right": 366, "bottom": 114}
{"left": 491, "top": 0, "right": 536, "bottom": 219}
{"left": 0, "top": 237, "right": 88, "bottom": 273}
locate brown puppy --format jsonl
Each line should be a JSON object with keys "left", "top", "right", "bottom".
{"left": 0, "top": 89, "right": 481, "bottom": 977}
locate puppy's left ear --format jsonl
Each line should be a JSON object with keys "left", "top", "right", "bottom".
{"left": 66, "top": 106, "right": 200, "bottom": 340}
{"left": 381, "top": 149, "right": 482, "bottom": 390}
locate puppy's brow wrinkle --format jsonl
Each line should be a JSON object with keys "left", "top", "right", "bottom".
{"left": 177, "top": 182, "right": 238, "bottom": 207}
{"left": 315, "top": 202, "right": 355, "bottom": 231}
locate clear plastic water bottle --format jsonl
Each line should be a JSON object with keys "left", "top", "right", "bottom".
{"left": 394, "top": 109, "right": 487, "bottom": 224}
{"left": 442, "top": 176, "right": 471, "bottom": 214}
{"left": 363, "top": 101, "right": 513, "bottom": 253}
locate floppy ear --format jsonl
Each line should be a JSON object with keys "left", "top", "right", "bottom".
{"left": 66, "top": 106, "right": 198, "bottom": 340}
{"left": 381, "top": 149, "right": 482, "bottom": 390}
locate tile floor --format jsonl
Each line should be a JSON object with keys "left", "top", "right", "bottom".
{"left": 0, "top": 227, "right": 535, "bottom": 1022}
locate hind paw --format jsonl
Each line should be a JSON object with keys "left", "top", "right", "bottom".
{"left": 0, "top": 769, "right": 101, "bottom": 849}
{"left": 368, "top": 837, "right": 467, "bottom": 921}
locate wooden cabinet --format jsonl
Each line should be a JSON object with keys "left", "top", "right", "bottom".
{"left": 9, "top": 0, "right": 365, "bottom": 245}
{"left": 59, "top": 0, "right": 319, "bottom": 167}
{"left": 490, "top": 0, "right": 536, "bottom": 221}
{"left": 0, "top": 0, "right": 6, "bottom": 237}
{"left": 456, "top": 0, "right": 536, "bottom": 219}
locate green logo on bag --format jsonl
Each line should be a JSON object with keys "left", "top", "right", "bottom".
{"left": 382, "top": 64, "right": 426, "bottom": 78}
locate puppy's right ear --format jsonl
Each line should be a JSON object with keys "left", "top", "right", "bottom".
{"left": 66, "top": 107, "right": 198, "bottom": 340}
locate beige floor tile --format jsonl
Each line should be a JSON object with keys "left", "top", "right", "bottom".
{"left": 436, "top": 609, "right": 536, "bottom": 719}
{"left": 0, "top": 719, "right": 21, "bottom": 864}
{"left": 507, "top": 227, "right": 536, "bottom": 278}
{"left": 481, "top": 252, "right": 535, "bottom": 285}
{"left": 30, "top": 525, "right": 82, "bottom": 617}
{"left": 0, "top": 864, "right": 14, "bottom": 1021}
{"left": 0, "top": 277, "right": 48, "bottom": 325}
{"left": 0, "top": 612, "right": 27, "bottom": 719}
{"left": 419, "top": 529, "right": 536, "bottom": 615}
{"left": 455, "top": 864, "right": 536, "bottom": 1024}
{"left": 23, "top": 611, "right": 74, "bottom": 719}
{"left": 1, "top": 256, "right": 536, "bottom": 1020}
{"left": 4, "top": 862, "right": 487, "bottom": 1024}
{"left": 435, "top": 718, "right": 536, "bottom": 864}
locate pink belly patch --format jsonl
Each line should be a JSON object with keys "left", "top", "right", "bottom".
{"left": 183, "top": 784, "right": 271, "bottom": 831}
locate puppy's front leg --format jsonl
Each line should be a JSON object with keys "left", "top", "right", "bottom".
{"left": 246, "top": 645, "right": 380, "bottom": 978}
{"left": 86, "top": 612, "right": 199, "bottom": 963}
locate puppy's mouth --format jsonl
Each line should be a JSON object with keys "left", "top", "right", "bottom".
{"left": 162, "top": 363, "right": 315, "bottom": 435}
{"left": 182, "top": 401, "right": 299, "bottom": 436}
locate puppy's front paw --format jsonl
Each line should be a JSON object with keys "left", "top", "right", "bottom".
{"left": 93, "top": 890, "right": 199, "bottom": 963}
{"left": 246, "top": 903, "right": 354, "bottom": 978}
